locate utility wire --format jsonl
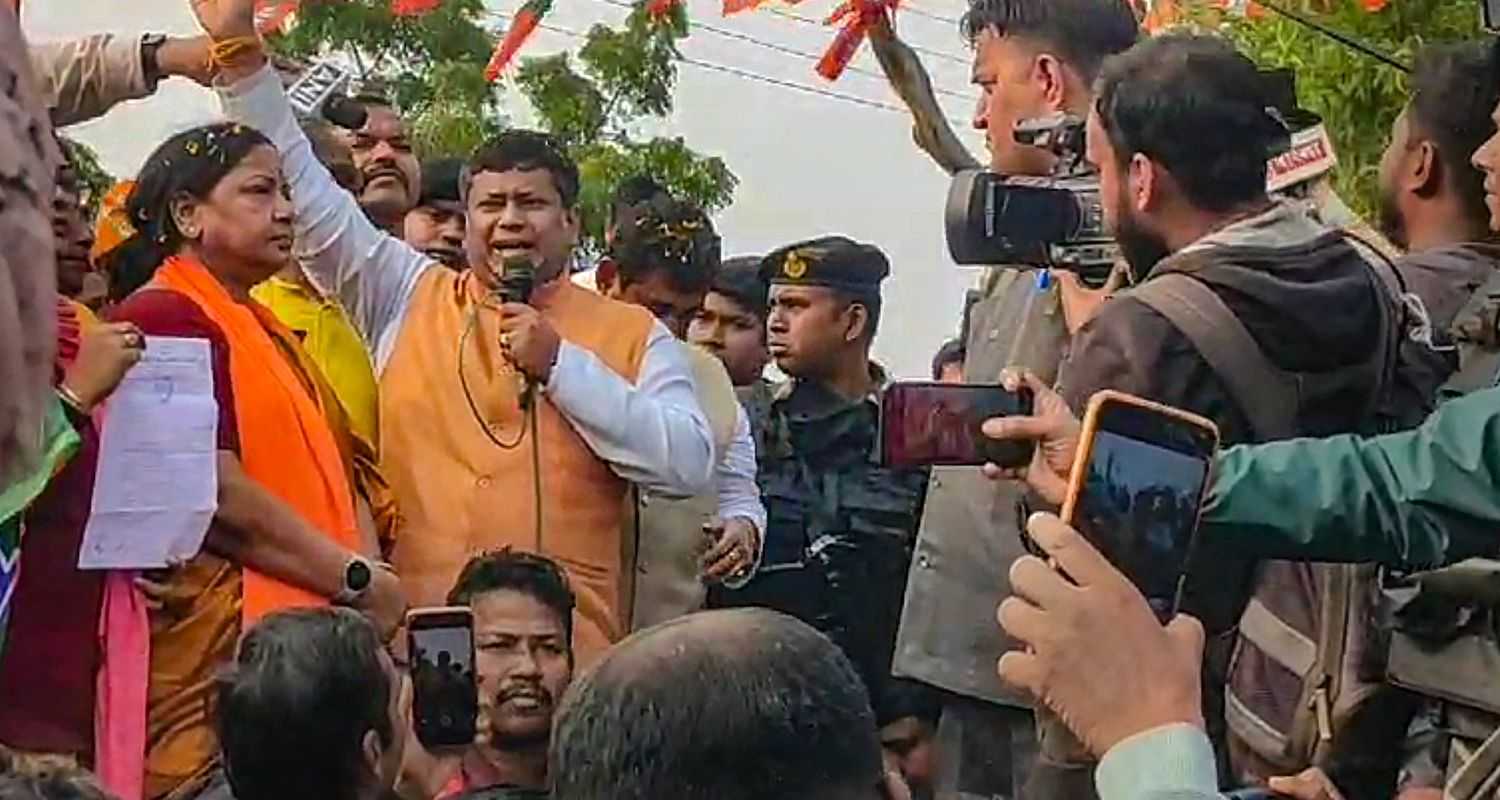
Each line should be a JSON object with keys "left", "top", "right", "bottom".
{"left": 484, "top": 9, "right": 972, "bottom": 123}
{"left": 1252, "top": 0, "right": 1411, "bottom": 73}
{"left": 766, "top": 5, "right": 971, "bottom": 64}
{"left": 590, "top": 0, "right": 979, "bottom": 100}
{"left": 898, "top": 3, "right": 961, "bottom": 25}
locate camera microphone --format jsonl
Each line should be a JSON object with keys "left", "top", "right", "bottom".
{"left": 321, "top": 95, "right": 369, "bottom": 131}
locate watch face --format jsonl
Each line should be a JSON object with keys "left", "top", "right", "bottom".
{"left": 346, "top": 559, "right": 373, "bottom": 593}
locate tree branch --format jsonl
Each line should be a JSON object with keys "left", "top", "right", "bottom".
{"left": 868, "top": 18, "right": 981, "bottom": 175}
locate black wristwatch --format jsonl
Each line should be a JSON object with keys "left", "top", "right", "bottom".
{"left": 140, "top": 33, "right": 168, "bottom": 89}
{"left": 335, "top": 555, "right": 375, "bottom": 604}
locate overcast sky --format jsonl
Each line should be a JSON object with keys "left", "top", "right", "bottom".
{"left": 25, "top": 0, "right": 987, "bottom": 378}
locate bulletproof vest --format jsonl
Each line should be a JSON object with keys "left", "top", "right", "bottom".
{"left": 1439, "top": 268, "right": 1500, "bottom": 400}
{"left": 754, "top": 377, "right": 929, "bottom": 711}
{"left": 1379, "top": 269, "right": 1500, "bottom": 798}
{"left": 1387, "top": 559, "right": 1500, "bottom": 799}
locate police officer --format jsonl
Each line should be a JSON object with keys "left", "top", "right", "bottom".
{"left": 714, "top": 236, "right": 929, "bottom": 723}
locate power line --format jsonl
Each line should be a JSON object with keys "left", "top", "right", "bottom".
{"left": 899, "top": 3, "right": 961, "bottom": 25}
{"left": 483, "top": 9, "right": 972, "bottom": 123}
{"left": 590, "top": 0, "right": 979, "bottom": 101}
{"left": 765, "top": 6, "right": 971, "bottom": 65}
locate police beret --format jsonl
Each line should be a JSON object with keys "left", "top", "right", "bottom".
{"left": 419, "top": 157, "right": 465, "bottom": 209}
{"left": 759, "top": 236, "right": 890, "bottom": 294}
{"left": 711, "top": 256, "right": 769, "bottom": 317}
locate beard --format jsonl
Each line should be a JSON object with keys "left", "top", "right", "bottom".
{"left": 1376, "top": 190, "right": 1410, "bottom": 250}
{"left": 1113, "top": 204, "right": 1173, "bottom": 281}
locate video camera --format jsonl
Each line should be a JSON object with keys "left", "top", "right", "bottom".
{"left": 944, "top": 113, "right": 1119, "bottom": 287}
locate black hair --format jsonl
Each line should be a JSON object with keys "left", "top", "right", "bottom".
{"left": 608, "top": 195, "right": 722, "bottom": 294}
{"left": 960, "top": 0, "right": 1138, "bottom": 83}
{"left": 0, "top": 751, "right": 110, "bottom": 800}
{"left": 835, "top": 288, "right": 882, "bottom": 343}
{"left": 931, "top": 338, "right": 966, "bottom": 380}
{"left": 1408, "top": 41, "right": 1500, "bottom": 233}
{"left": 709, "top": 256, "right": 769, "bottom": 321}
{"left": 1095, "top": 34, "right": 1287, "bottom": 213}
{"left": 418, "top": 157, "right": 466, "bottom": 207}
{"left": 550, "top": 609, "right": 883, "bottom": 800}
{"left": 878, "top": 678, "right": 943, "bottom": 728}
{"left": 218, "top": 608, "right": 394, "bottom": 800}
{"left": 610, "top": 175, "right": 667, "bottom": 228}
{"left": 115, "top": 122, "right": 273, "bottom": 298}
{"left": 466, "top": 130, "right": 580, "bottom": 209}
{"left": 447, "top": 548, "right": 577, "bottom": 649}
{"left": 349, "top": 92, "right": 395, "bottom": 111}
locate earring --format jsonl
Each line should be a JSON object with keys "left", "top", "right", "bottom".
{"left": 181, "top": 225, "right": 199, "bottom": 239}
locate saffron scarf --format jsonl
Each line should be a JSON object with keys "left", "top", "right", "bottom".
{"left": 154, "top": 255, "right": 358, "bottom": 621}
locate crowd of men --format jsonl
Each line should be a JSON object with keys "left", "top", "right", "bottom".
{"left": 4, "top": 0, "right": 1500, "bottom": 798}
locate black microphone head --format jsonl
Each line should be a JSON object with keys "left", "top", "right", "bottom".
{"left": 497, "top": 256, "right": 536, "bottom": 304}
{"left": 322, "top": 96, "right": 368, "bottom": 131}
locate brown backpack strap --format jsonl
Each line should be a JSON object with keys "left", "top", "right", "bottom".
{"left": 1128, "top": 273, "right": 1300, "bottom": 440}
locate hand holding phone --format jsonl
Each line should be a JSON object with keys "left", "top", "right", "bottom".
{"left": 1058, "top": 391, "right": 1219, "bottom": 622}
{"left": 881, "top": 381, "right": 1035, "bottom": 468}
{"left": 407, "top": 607, "right": 479, "bottom": 750}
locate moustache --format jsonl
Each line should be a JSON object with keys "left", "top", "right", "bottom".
{"left": 363, "top": 165, "right": 408, "bottom": 188}
{"left": 496, "top": 682, "right": 553, "bottom": 707}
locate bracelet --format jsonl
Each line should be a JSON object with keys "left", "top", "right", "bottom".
{"left": 209, "top": 36, "right": 263, "bottom": 72}
{"left": 56, "top": 384, "right": 90, "bottom": 416}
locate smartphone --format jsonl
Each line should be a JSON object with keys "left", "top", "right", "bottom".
{"left": 1485, "top": 0, "right": 1500, "bottom": 32}
{"left": 407, "top": 607, "right": 479, "bottom": 749}
{"left": 1060, "top": 391, "right": 1219, "bottom": 622}
{"left": 880, "top": 381, "right": 1035, "bottom": 468}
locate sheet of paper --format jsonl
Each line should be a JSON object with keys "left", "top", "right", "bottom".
{"left": 79, "top": 336, "right": 220, "bottom": 570}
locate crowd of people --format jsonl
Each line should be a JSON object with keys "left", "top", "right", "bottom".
{"left": 4, "top": 0, "right": 1500, "bottom": 798}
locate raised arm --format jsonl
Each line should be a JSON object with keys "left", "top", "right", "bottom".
{"left": 214, "top": 61, "right": 433, "bottom": 369}
{"left": 1202, "top": 386, "right": 1500, "bottom": 569}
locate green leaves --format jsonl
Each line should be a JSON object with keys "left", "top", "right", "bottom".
{"left": 268, "top": 0, "right": 497, "bottom": 158}
{"left": 516, "top": 53, "right": 609, "bottom": 145}
{"left": 272, "top": 0, "right": 736, "bottom": 255}
{"left": 574, "top": 136, "right": 738, "bottom": 256}
{"left": 60, "top": 137, "right": 113, "bottom": 217}
{"left": 1184, "top": 0, "right": 1476, "bottom": 219}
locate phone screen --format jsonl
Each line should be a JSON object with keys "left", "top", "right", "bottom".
{"left": 881, "top": 382, "right": 1034, "bottom": 468}
{"left": 1072, "top": 402, "right": 1215, "bottom": 621}
{"left": 409, "top": 611, "right": 479, "bottom": 749}
{"left": 1487, "top": 0, "right": 1500, "bottom": 31}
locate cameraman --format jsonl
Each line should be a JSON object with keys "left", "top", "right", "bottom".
{"left": 891, "top": 0, "right": 1137, "bottom": 797}
{"left": 1042, "top": 32, "right": 1412, "bottom": 793}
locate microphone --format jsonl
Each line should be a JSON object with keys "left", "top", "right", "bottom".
{"left": 287, "top": 60, "right": 355, "bottom": 122}
{"left": 496, "top": 256, "right": 539, "bottom": 409}
{"left": 321, "top": 96, "right": 369, "bottom": 131}
{"left": 496, "top": 256, "right": 536, "bottom": 305}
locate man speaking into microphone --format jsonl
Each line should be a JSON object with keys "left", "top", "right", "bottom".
{"left": 202, "top": 0, "right": 713, "bottom": 664}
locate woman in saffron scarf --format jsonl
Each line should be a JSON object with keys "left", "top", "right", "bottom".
{"left": 0, "top": 122, "right": 407, "bottom": 800}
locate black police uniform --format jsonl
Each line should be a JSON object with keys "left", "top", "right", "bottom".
{"left": 713, "top": 237, "right": 929, "bottom": 721}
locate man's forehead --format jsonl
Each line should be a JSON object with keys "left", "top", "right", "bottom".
{"left": 471, "top": 589, "right": 567, "bottom": 633}
{"left": 469, "top": 167, "right": 561, "bottom": 199}
{"left": 770, "top": 283, "right": 834, "bottom": 302}
{"left": 361, "top": 106, "right": 406, "bottom": 137}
